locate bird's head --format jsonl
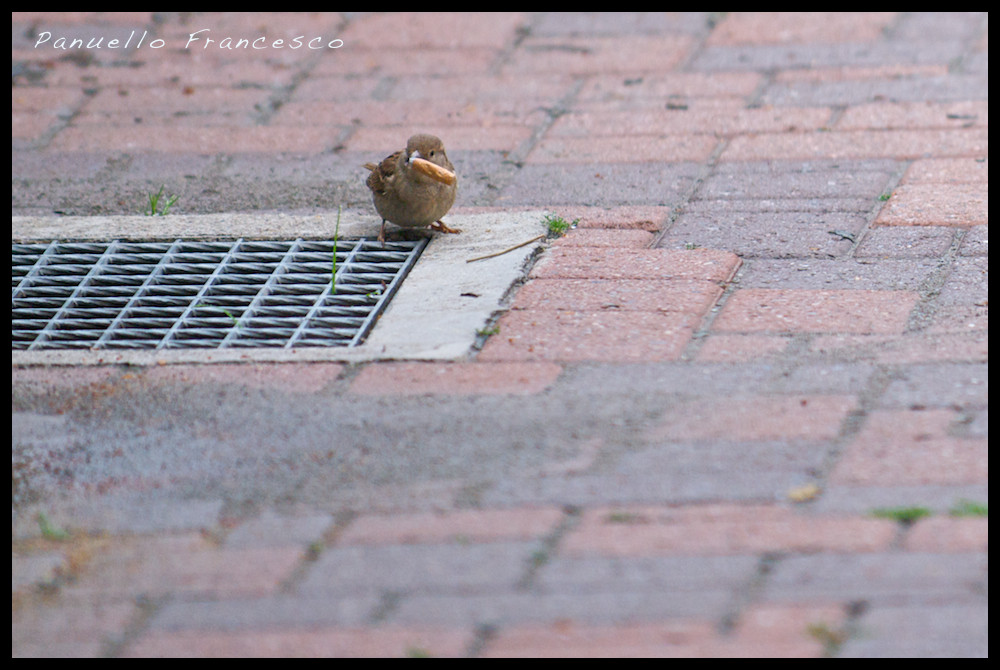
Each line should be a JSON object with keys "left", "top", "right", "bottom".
{"left": 406, "top": 134, "right": 449, "bottom": 168}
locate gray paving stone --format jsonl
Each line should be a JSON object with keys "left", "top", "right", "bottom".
{"left": 734, "top": 257, "right": 939, "bottom": 290}
{"left": 764, "top": 363, "right": 876, "bottom": 395}
{"left": 915, "top": 257, "right": 989, "bottom": 332}
{"left": 391, "top": 588, "right": 734, "bottom": 627}
{"left": 958, "top": 226, "right": 989, "bottom": 256}
{"left": 662, "top": 210, "right": 865, "bottom": 258}
{"left": 761, "top": 74, "right": 990, "bottom": 107}
{"left": 535, "top": 555, "right": 759, "bottom": 593}
{"left": 933, "top": 257, "right": 990, "bottom": 309}
{"left": 690, "top": 42, "right": 967, "bottom": 72}
{"left": 532, "top": 11, "right": 714, "bottom": 37}
{"left": 12, "top": 150, "right": 118, "bottom": 180}
{"left": 12, "top": 553, "right": 65, "bottom": 591}
{"left": 879, "top": 363, "right": 988, "bottom": 409}
{"left": 223, "top": 512, "right": 334, "bottom": 549}
{"left": 613, "top": 440, "right": 829, "bottom": 482}
{"left": 762, "top": 552, "right": 987, "bottom": 603}
{"left": 497, "top": 162, "right": 702, "bottom": 206}
{"left": 964, "top": 410, "right": 988, "bottom": 438}
{"left": 148, "top": 594, "right": 380, "bottom": 632}
{"left": 890, "top": 11, "right": 988, "bottom": 43}
{"left": 694, "top": 160, "right": 896, "bottom": 201}
{"left": 481, "top": 469, "right": 805, "bottom": 508}
{"left": 11, "top": 384, "right": 664, "bottom": 513}
{"left": 840, "top": 602, "right": 988, "bottom": 658}
{"left": 13, "top": 178, "right": 133, "bottom": 217}
{"left": 155, "top": 175, "right": 366, "bottom": 214}
{"left": 680, "top": 197, "right": 877, "bottom": 214}
{"left": 855, "top": 226, "right": 957, "bottom": 258}
{"left": 555, "top": 362, "right": 778, "bottom": 398}
{"left": 446, "top": 150, "right": 516, "bottom": 206}
{"left": 962, "top": 51, "right": 988, "bottom": 74}
{"left": 389, "top": 555, "right": 757, "bottom": 625}
{"left": 812, "top": 484, "right": 988, "bottom": 515}
{"left": 11, "top": 148, "right": 510, "bottom": 215}
{"left": 13, "top": 495, "right": 225, "bottom": 537}
{"left": 297, "top": 542, "right": 539, "bottom": 595}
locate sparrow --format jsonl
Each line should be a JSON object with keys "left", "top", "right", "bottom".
{"left": 363, "top": 134, "right": 459, "bottom": 245}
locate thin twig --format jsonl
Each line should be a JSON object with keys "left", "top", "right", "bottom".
{"left": 466, "top": 234, "right": 545, "bottom": 263}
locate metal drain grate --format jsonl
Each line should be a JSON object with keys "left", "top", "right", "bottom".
{"left": 12, "top": 238, "right": 426, "bottom": 350}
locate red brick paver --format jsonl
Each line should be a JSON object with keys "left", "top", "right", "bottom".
{"left": 529, "top": 134, "right": 719, "bottom": 164}
{"left": 349, "top": 362, "right": 562, "bottom": 395}
{"left": 707, "top": 12, "right": 897, "bottom": 45}
{"left": 61, "top": 533, "right": 303, "bottom": 599}
{"left": 482, "top": 620, "right": 716, "bottom": 658}
{"left": 721, "top": 128, "right": 988, "bottom": 162}
{"left": 876, "top": 156, "right": 989, "bottom": 227}
{"left": 530, "top": 247, "right": 742, "bottom": 282}
{"left": 561, "top": 504, "right": 896, "bottom": 556}
{"left": 479, "top": 245, "right": 739, "bottom": 362}
{"left": 338, "top": 507, "right": 565, "bottom": 545}
{"left": 511, "top": 278, "right": 722, "bottom": 313}
{"left": 551, "top": 228, "right": 655, "bottom": 247}
{"left": 145, "top": 363, "right": 345, "bottom": 393}
{"left": 479, "top": 309, "right": 698, "bottom": 362}
{"left": 831, "top": 409, "right": 989, "bottom": 486}
{"left": 903, "top": 517, "right": 989, "bottom": 552}
{"left": 504, "top": 35, "right": 693, "bottom": 75}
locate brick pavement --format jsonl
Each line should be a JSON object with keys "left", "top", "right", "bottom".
{"left": 12, "top": 12, "right": 988, "bottom": 657}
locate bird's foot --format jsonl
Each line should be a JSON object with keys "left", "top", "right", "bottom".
{"left": 431, "top": 220, "right": 461, "bottom": 234}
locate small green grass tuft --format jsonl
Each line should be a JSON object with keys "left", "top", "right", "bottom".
{"left": 949, "top": 499, "right": 988, "bottom": 517}
{"left": 543, "top": 213, "right": 577, "bottom": 238}
{"left": 196, "top": 303, "right": 241, "bottom": 328}
{"left": 144, "top": 185, "right": 180, "bottom": 216}
{"left": 807, "top": 621, "right": 847, "bottom": 657}
{"left": 306, "top": 541, "right": 324, "bottom": 560}
{"left": 37, "top": 512, "right": 70, "bottom": 541}
{"left": 405, "top": 647, "right": 433, "bottom": 658}
{"left": 217, "top": 306, "right": 240, "bottom": 327}
{"left": 869, "top": 506, "right": 932, "bottom": 525}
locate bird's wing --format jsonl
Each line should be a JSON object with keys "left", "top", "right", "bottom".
{"left": 364, "top": 150, "right": 402, "bottom": 196}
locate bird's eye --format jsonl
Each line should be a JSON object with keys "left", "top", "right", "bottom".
{"left": 429, "top": 151, "right": 436, "bottom": 156}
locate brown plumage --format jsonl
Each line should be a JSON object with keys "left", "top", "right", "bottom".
{"left": 363, "top": 134, "right": 459, "bottom": 244}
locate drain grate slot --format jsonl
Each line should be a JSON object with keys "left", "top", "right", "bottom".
{"left": 12, "top": 238, "right": 427, "bottom": 350}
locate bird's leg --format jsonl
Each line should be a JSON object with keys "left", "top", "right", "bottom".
{"left": 431, "top": 220, "right": 461, "bottom": 234}
{"left": 378, "top": 219, "right": 387, "bottom": 246}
